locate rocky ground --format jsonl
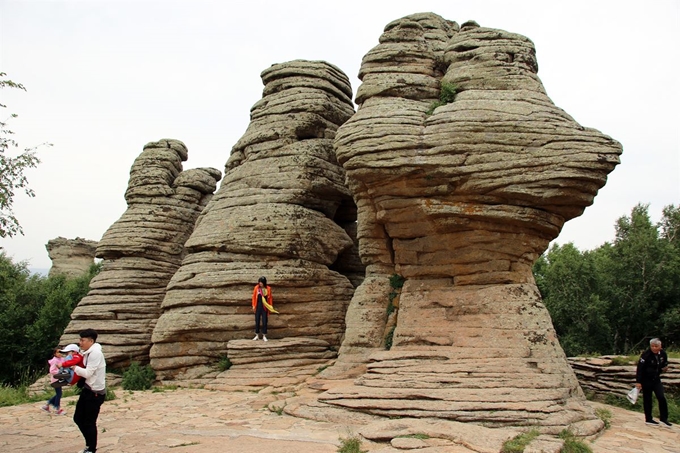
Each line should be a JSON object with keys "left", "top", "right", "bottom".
{"left": 1, "top": 387, "right": 677, "bottom": 453}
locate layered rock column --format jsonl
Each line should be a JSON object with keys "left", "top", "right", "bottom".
{"left": 149, "top": 61, "right": 361, "bottom": 380}
{"left": 320, "top": 13, "right": 622, "bottom": 434}
{"left": 61, "top": 139, "right": 221, "bottom": 367}
{"left": 46, "top": 237, "right": 98, "bottom": 278}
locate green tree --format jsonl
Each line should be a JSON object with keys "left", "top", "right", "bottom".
{"left": 600, "top": 204, "right": 671, "bottom": 352}
{"left": 0, "top": 252, "right": 99, "bottom": 385}
{"left": 536, "top": 204, "right": 680, "bottom": 355}
{"left": 535, "top": 243, "right": 611, "bottom": 356}
{"left": 0, "top": 72, "right": 46, "bottom": 238}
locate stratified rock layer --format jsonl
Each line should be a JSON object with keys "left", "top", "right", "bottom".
{"left": 149, "top": 60, "right": 361, "bottom": 379}
{"left": 46, "top": 237, "right": 98, "bottom": 278}
{"left": 62, "top": 139, "right": 221, "bottom": 367}
{"left": 306, "top": 13, "right": 622, "bottom": 435}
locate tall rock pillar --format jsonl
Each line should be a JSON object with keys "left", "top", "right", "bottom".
{"left": 322, "top": 13, "right": 622, "bottom": 434}
{"left": 61, "top": 139, "right": 221, "bottom": 367}
{"left": 149, "top": 61, "right": 361, "bottom": 380}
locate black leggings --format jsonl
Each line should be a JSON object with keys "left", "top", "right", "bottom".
{"left": 74, "top": 387, "right": 105, "bottom": 452}
{"left": 642, "top": 379, "right": 668, "bottom": 422}
{"left": 255, "top": 305, "right": 268, "bottom": 334}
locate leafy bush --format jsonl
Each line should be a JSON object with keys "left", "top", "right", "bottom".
{"left": 426, "top": 82, "right": 458, "bottom": 115}
{"left": 121, "top": 362, "right": 155, "bottom": 390}
{"left": 501, "top": 429, "right": 539, "bottom": 453}
{"left": 389, "top": 274, "right": 405, "bottom": 290}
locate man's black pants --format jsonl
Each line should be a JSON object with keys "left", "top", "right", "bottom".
{"left": 642, "top": 379, "right": 668, "bottom": 422}
{"left": 74, "top": 387, "right": 105, "bottom": 452}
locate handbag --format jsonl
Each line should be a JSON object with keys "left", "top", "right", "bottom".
{"left": 626, "top": 386, "right": 639, "bottom": 405}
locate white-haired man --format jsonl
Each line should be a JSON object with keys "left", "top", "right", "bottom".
{"left": 635, "top": 338, "right": 670, "bottom": 427}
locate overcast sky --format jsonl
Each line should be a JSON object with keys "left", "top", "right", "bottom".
{"left": 1, "top": 0, "right": 678, "bottom": 271}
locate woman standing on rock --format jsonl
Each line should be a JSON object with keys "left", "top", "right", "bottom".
{"left": 252, "top": 276, "right": 275, "bottom": 341}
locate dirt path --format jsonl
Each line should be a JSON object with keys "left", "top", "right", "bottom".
{"left": 1, "top": 389, "right": 678, "bottom": 452}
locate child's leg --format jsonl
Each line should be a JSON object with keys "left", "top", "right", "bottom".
{"left": 53, "top": 386, "right": 62, "bottom": 409}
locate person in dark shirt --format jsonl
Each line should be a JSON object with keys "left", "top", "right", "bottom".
{"left": 635, "top": 338, "right": 670, "bottom": 427}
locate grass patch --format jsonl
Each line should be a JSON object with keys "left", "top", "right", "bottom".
{"left": 384, "top": 325, "right": 396, "bottom": 351}
{"left": 601, "top": 392, "right": 680, "bottom": 423}
{"left": 501, "top": 429, "right": 539, "bottom": 453}
{"left": 270, "top": 404, "right": 285, "bottom": 416}
{"left": 337, "top": 433, "right": 367, "bottom": 453}
{"left": 395, "top": 433, "right": 430, "bottom": 439}
{"left": 558, "top": 430, "right": 592, "bottom": 453}
{"left": 607, "top": 355, "right": 637, "bottom": 366}
{"left": 0, "top": 383, "right": 80, "bottom": 407}
{"left": 595, "top": 407, "right": 612, "bottom": 429}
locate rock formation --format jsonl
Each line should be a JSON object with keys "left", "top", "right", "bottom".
{"left": 149, "top": 60, "right": 361, "bottom": 380}
{"left": 291, "top": 13, "right": 622, "bottom": 436}
{"left": 61, "top": 139, "right": 221, "bottom": 367}
{"left": 45, "top": 237, "right": 98, "bottom": 278}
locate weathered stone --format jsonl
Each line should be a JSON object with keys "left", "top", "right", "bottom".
{"left": 45, "top": 237, "right": 98, "bottom": 278}
{"left": 305, "top": 12, "right": 621, "bottom": 435}
{"left": 61, "top": 139, "right": 221, "bottom": 367}
{"left": 150, "top": 61, "right": 362, "bottom": 379}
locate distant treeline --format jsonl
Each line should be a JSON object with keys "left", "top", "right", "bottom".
{"left": 535, "top": 203, "right": 679, "bottom": 356}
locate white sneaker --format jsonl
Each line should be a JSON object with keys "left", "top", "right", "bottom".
{"left": 263, "top": 335, "right": 268, "bottom": 342}
{"left": 252, "top": 334, "right": 259, "bottom": 340}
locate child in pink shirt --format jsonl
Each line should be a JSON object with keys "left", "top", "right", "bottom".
{"left": 41, "top": 347, "right": 66, "bottom": 415}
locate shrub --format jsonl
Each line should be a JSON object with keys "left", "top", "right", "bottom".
{"left": 425, "top": 82, "right": 458, "bottom": 115}
{"left": 121, "top": 362, "right": 155, "bottom": 390}
{"left": 389, "top": 274, "right": 405, "bottom": 290}
{"left": 217, "top": 355, "right": 232, "bottom": 372}
{"left": 337, "top": 433, "right": 367, "bottom": 453}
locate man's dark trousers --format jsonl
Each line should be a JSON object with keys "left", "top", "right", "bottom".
{"left": 642, "top": 379, "right": 668, "bottom": 422}
{"left": 74, "top": 387, "right": 105, "bottom": 452}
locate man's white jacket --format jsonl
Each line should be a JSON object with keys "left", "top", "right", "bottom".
{"left": 74, "top": 343, "right": 106, "bottom": 392}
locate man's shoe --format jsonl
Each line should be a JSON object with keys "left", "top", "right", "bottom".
{"left": 646, "top": 419, "right": 660, "bottom": 426}
{"left": 660, "top": 420, "right": 673, "bottom": 428}
{"left": 55, "top": 408, "right": 66, "bottom": 415}
{"left": 263, "top": 335, "right": 268, "bottom": 342}
{"left": 40, "top": 404, "right": 50, "bottom": 413}
{"left": 252, "top": 334, "right": 259, "bottom": 340}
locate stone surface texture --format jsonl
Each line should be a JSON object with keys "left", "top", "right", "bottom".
{"left": 149, "top": 60, "right": 361, "bottom": 379}
{"left": 45, "top": 236, "right": 98, "bottom": 278}
{"left": 298, "top": 12, "right": 622, "bottom": 436}
{"left": 61, "top": 139, "right": 221, "bottom": 367}
{"left": 6, "top": 386, "right": 673, "bottom": 453}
